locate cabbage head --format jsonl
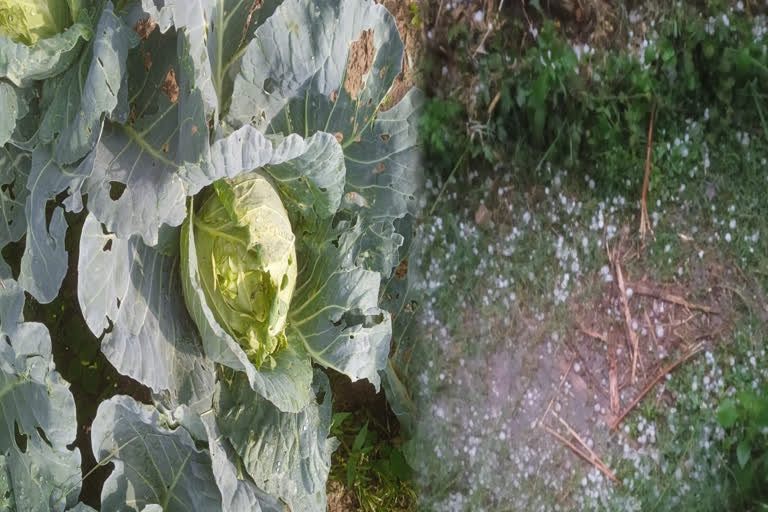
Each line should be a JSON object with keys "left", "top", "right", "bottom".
{"left": 184, "top": 171, "right": 297, "bottom": 370}
{"left": 0, "top": 0, "right": 73, "bottom": 45}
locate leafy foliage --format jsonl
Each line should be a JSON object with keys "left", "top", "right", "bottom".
{"left": 0, "top": 0, "right": 420, "bottom": 509}
{"left": 716, "top": 386, "right": 768, "bottom": 508}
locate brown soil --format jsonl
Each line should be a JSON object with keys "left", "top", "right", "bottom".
{"left": 326, "top": 370, "right": 406, "bottom": 511}
{"left": 379, "top": 0, "right": 425, "bottom": 110}
{"left": 329, "top": 370, "right": 398, "bottom": 431}
{"left": 327, "top": 481, "right": 360, "bottom": 512}
{"left": 569, "top": 269, "right": 731, "bottom": 427}
{"left": 345, "top": 29, "right": 376, "bottom": 101}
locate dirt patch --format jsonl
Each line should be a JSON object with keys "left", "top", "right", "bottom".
{"left": 327, "top": 481, "right": 359, "bottom": 512}
{"left": 378, "top": 0, "right": 424, "bottom": 110}
{"left": 569, "top": 270, "right": 729, "bottom": 422}
{"left": 529, "top": 249, "right": 734, "bottom": 488}
{"left": 329, "top": 370, "right": 398, "bottom": 428}
{"left": 345, "top": 30, "right": 375, "bottom": 101}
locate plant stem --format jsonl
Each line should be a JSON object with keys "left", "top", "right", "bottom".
{"left": 428, "top": 150, "right": 468, "bottom": 217}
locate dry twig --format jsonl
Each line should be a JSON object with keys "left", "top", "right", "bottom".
{"left": 625, "top": 281, "right": 719, "bottom": 314}
{"left": 639, "top": 103, "right": 657, "bottom": 240}
{"left": 540, "top": 423, "right": 620, "bottom": 484}
{"left": 609, "top": 334, "right": 619, "bottom": 414}
{"left": 644, "top": 310, "right": 658, "bottom": 354}
{"left": 609, "top": 343, "right": 704, "bottom": 429}
{"left": 613, "top": 250, "right": 640, "bottom": 384}
{"left": 538, "top": 358, "right": 575, "bottom": 427}
{"left": 578, "top": 322, "right": 608, "bottom": 344}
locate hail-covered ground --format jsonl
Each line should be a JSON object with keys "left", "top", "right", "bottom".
{"left": 403, "top": 151, "right": 767, "bottom": 510}
{"left": 400, "top": 3, "right": 768, "bottom": 502}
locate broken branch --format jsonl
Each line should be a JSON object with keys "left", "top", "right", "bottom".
{"left": 639, "top": 103, "right": 657, "bottom": 240}
{"left": 626, "top": 281, "right": 719, "bottom": 314}
{"left": 614, "top": 252, "right": 640, "bottom": 384}
{"left": 609, "top": 343, "right": 704, "bottom": 429}
{"left": 540, "top": 423, "right": 620, "bottom": 484}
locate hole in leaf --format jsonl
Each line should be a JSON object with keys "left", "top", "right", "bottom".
{"left": 380, "top": 133, "right": 390, "bottom": 143}
{"left": 13, "top": 421, "right": 27, "bottom": 453}
{"left": 3, "top": 336, "right": 10, "bottom": 347}
{"left": 109, "top": 182, "right": 126, "bottom": 201}
{"left": 316, "top": 389, "right": 327, "bottom": 405}
{"left": 35, "top": 427, "right": 52, "bottom": 448}
{"left": 1, "top": 182, "right": 16, "bottom": 200}
{"left": 263, "top": 77, "right": 276, "bottom": 94}
{"left": 102, "top": 239, "right": 113, "bottom": 252}
{"left": 102, "top": 317, "right": 115, "bottom": 337}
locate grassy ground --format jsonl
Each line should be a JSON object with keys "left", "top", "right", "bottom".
{"left": 389, "top": 0, "right": 768, "bottom": 510}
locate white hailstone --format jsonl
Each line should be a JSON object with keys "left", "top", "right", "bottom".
{"left": 574, "top": 362, "right": 582, "bottom": 373}
{"left": 725, "top": 232, "right": 732, "bottom": 242}
{"left": 655, "top": 325, "right": 665, "bottom": 338}
{"left": 473, "top": 10, "right": 485, "bottom": 22}
{"left": 730, "top": 219, "right": 737, "bottom": 229}
{"left": 626, "top": 288, "right": 634, "bottom": 298}
{"left": 632, "top": 319, "right": 639, "bottom": 331}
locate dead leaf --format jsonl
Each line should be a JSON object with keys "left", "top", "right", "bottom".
{"left": 475, "top": 203, "right": 491, "bottom": 227}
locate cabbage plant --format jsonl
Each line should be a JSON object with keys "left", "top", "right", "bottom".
{"left": 185, "top": 173, "right": 298, "bottom": 371}
{"left": 0, "top": 0, "right": 420, "bottom": 509}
